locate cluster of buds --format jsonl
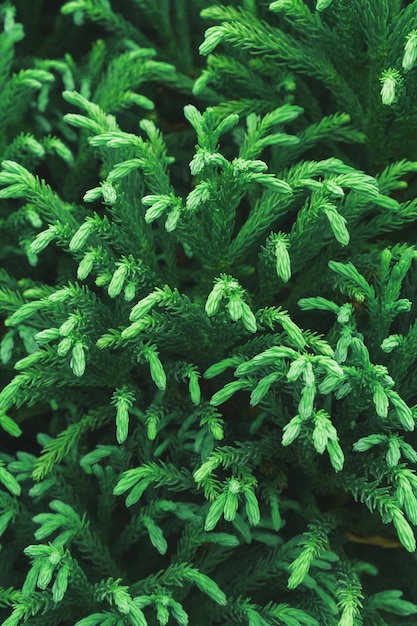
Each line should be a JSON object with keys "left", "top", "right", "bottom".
{"left": 205, "top": 274, "right": 257, "bottom": 333}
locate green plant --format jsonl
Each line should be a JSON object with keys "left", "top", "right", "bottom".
{"left": 1, "top": 1, "right": 417, "bottom": 624}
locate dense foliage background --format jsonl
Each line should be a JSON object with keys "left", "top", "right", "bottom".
{"left": 2, "top": 1, "right": 417, "bottom": 624}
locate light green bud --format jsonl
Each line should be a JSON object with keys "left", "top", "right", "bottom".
{"left": 37, "top": 561, "right": 54, "bottom": 590}
{"left": 205, "top": 282, "right": 224, "bottom": 317}
{"left": 240, "top": 302, "right": 257, "bottom": 333}
{"left": 130, "top": 291, "right": 161, "bottom": 321}
{"left": 316, "top": 0, "right": 334, "bottom": 11}
{"left": 189, "top": 151, "right": 226, "bottom": 176}
{"left": 282, "top": 414, "right": 303, "bottom": 446}
{"left": 204, "top": 493, "right": 227, "bottom": 531}
{"left": 386, "top": 437, "right": 401, "bottom": 467}
{"left": 113, "top": 586, "right": 131, "bottom": 614}
{"left": 30, "top": 226, "right": 56, "bottom": 254}
{"left": 334, "top": 327, "right": 352, "bottom": 362}
{"left": 0, "top": 510, "right": 14, "bottom": 536}
{"left": 199, "top": 27, "right": 224, "bottom": 55}
{"left": 381, "top": 334, "right": 402, "bottom": 353}
{"left": 216, "top": 113, "right": 239, "bottom": 136}
{"left": 326, "top": 438, "right": 344, "bottom": 472}
{"left": 210, "top": 380, "right": 247, "bottom": 406}
{"left": 324, "top": 204, "right": 350, "bottom": 246}
{"left": 0, "top": 464, "right": 21, "bottom": 495}
{"left": 156, "top": 604, "right": 170, "bottom": 625}
{"left": 52, "top": 562, "right": 70, "bottom": 603}
{"left": 204, "top": 357, "right": 237, "bottom": 379}
{"left": 325, "top": 180, "right": 344, "bottom": 197}
{"left": 183, "top": 104, "right": 203, "bottom": 130}
{"left": 270, "top": 1, "right": 294, "bottom": 12}
{"left": 244, "top": 488, "right": 260, "bottom": 526}
{"left": 101, "top": 181, "right": 117, "bottom": 204}
{"left": 223, "top": 487, "right": 239, "bottom": 521}
{"left": 143, "top": 195, "right": 171, "bottom": 223}
{"left": 25, "top": 208, "right": 42, "bottom": 228}
{"left": 57, "top": 336, "right": 73, "bottom": 356}
{"left": 228, "top": 294, "right": 243, "bottom": 321}
{"left": 59, "top": 315, "right": 78, "bottom": 337}
{"left": 352, "top": 434, "right": 386, "bottom": 452}
{"left": 0, "top": 331, "right": 14, "bottom": 364}
{"left": 193, "top": 458, "right": 219, "bottom": 483}
{"left": 312, "top": 414, "right": 329, "bottom": 454}
{"left": 334, "top": 382, "right": 352, "bottom": 399}
{"left": 107, "top": 158, "right": 144, "bottom": 181}
{"left": 6, "top": 300, "right": 46, "bottom": 326}
{"left": 400, "top": 441, "right": 417, "bottom": 463}
{"left": 108, "top": 264, "right": 128, "bottom": 298}
{"left": 313, "top": 359, "right": 342, "bottom": 384}
{"left": 121, "top": 319, "right": 149, "bottom": 339}
{"left": 14, "top": 351, "right": 44, "bottom": 370}
{"left": 233, "top": 158, "right": 267, "bottom": 174}
{"left": 70, "top": 342, "right": 85, "bottom": 377}
{"left": 48, "top": 288, "right": 70, "bottom": 303}
{"left": 279, "top": 314, "right": 305, "bottom": 349}
{"left": 124, "top": 282, "right": 136, "bottom": 301}
{"left": 83, "top": 187, "right": 102, "bottom": 202}
{"left": 387, "top": 391, "right": 414, "bottom": 431}
{"left": 380, "top": 68, "right": 401, "bottom": 106}
{"left": 373, "top": 383, "right": 389, "bottom": 418}
{"left": 250, "top": 371, "right": 279, "bottom": 406}
{"left": 210, "top": 420, "right": 224, "bottom": 440}
{"left": 169, "top": 600, "right": 189, "bottom": 626}
{"left": 298, "top": 383, "right": 316, "bottom": 419}
{"left": 403, "top": 30, "right": 417, "bottom": 71}
{"left": 275, "top": 237, "right": 291, "bottom": 283}
{"left": 165, "top": 206, "right": 181, "bottom": 232}
{"left": 52, "top": 139, "right": 73, "bottom": 163}
{"left": 303, "top": 361, "right": 315, "bottom": 386}
{"left": 392, "top": 509, "right": 416, "bottom": 552}
{"left": 185, "top": 570, "right": 227, "bottom": 606}
{"left": 146, "top": 351, "right": 166, "bottom": 390}
{"left": 192, "top": 70, "right": 210, "bottom": 95}
{"left": 0, "top": 375, "right": 25, "bottom": 409}
{"left": 188, "top": 372, "right": 201, "bottom": 405}
{"left": 77, "top": 252, "right": 95, "bottom": 280}
{"left": 69, "top": 221, "right": 93, "bottom": 251}
{"left": 116, "top": 401, "right": 130, "bottom": 444}
{"left": 146, "top": 414, "right": 158, "bottom": 440}
{"left": 186, "top": 182, "right": 210, "bottom": 211}
{"left": 255, "top": 174, "right": 292, "bottom": 193}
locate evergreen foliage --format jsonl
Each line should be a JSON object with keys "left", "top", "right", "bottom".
{"left": 1, "top": 0, "right": 417, "bottom": 624}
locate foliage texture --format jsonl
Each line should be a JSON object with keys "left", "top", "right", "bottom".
{"left": 1, "top": 0, "right": 417, "bottom": 624}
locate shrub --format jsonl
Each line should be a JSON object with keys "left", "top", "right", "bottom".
{"left": 1, "top": 1, "right": 417, "bottom": 624}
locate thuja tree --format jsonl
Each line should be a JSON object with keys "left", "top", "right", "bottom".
{"left": 2, "top": 0, "right": 417, "bottom": 624}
